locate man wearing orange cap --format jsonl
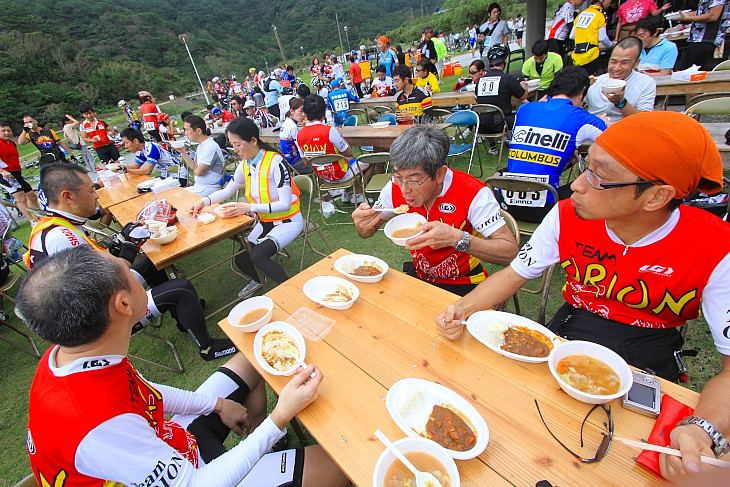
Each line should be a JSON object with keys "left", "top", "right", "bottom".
{"left": 377, "top": 35, "right": 397, "bottom": 77}
{"left": 436, "top": 111, "right": 730, "bottom": 478}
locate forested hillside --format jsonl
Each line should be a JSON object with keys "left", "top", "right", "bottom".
{"left": 0, "top": 0, "right": 442, "bottom": 128}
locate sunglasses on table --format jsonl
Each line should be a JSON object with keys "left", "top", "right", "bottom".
{"left": 535, "top": 400, "right": 614, "bottom": 463}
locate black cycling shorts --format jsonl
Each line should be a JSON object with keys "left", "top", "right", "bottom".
{"left": 9, "top": 170, "right": 33, "bottom": 193}
{"left": 94, "top": 144, "right": 120, "bottom": 163}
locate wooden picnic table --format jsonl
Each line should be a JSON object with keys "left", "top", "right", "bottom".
{"left": 259, "top": 123, "right": 452, "bottom": 148}
{"left": 655, "top": 70, "right": 730, "bottom": 96}
{"left": 95, "top": 174, "right": 151, "bottom": 209}
{"left": 219, "top": 248, "right": 700, "bottom": 487}
{"left": 350, "top": 91, "right": 478, "bottom": 110}
{"left": 107, "top": 186, "right": 253, "bottom": 270}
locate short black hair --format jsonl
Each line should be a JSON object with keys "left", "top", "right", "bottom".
{"left": 120, "top": 127, "right": 145, "bottom": 144}
{"left": 392, "top": 64, "right": 412, "bottom": 82}
{"left": 16, "top": 246, "right": 131, "bottom": 347}
{"left": 547, "top": 65, "right": 590, "bottom": 99}
{"left": 487, "top": 2, "right": 501, "bottom": 14}
{"left": 39, "top": 163, "right": 89, "bottom": 205}
{"left": 615, "top": 36, "right": 643, "bottom": 60}
{"left": 78, "top": 103, "right": 93, "bottom": 114}
{"left": 636, "top": 15, "right": 662, "bottom": 36}
{"left": 180, "top": 110, "right": 193, "bottom": 121}
{"left": 0, "top": 121, "right": 10, "bottom": 128}
{"left": 532, "top": 39, "right": 549, "bottom": 57}
{"left": 634, "top": 181, "right": 683, "bottom": 211}
{"left": 296, "top": 83, "right": 310, "bottom": 98}
{"left": 231, "top": 95, "right": 244, "bottom": 106}
{"left": 303, "top": 94, "right": 326, "bottom": 121}
{"left": 184, "top": 115, "right": 207, "bottom": 134}
{"left": 206, "top": 104, "right": 215, "bottom": 111}
{"left": 375, "top": 64, "right": 387, "bottom": 74}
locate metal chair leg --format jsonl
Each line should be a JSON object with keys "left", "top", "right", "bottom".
{"left": 0, "top": 319, "right": 40, "bottom": 358}
{"left": 129, "top": 329, "right": 184, "bottom": 373}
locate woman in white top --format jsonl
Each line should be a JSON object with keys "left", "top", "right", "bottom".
{"left": 190, "top": 118, "right": 302, "bottom": 295}
{"left": 278, "top": 97, "right": 312, "bottom": 175}
{"left": 61, "top": 114, "right": 97, "bottom": 171}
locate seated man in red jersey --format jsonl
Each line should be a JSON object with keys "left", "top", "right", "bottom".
{"left": 18, "top": 246, "right": 349, "bottom": 487}
{"left": 436, "top": 111, "right": 730, "bottom": 479}
{"left": 296, "top": 94, "right": 373, "bottom": 204}
{"left": 353, "top": 124, "right": 519, "bottom": 296}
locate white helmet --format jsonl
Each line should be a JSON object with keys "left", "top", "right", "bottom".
{"left": 212, "top": 76, "right": 220, "bottom": 82}
{"left": 117, "top": 100, "right": 127, "bottom": 108}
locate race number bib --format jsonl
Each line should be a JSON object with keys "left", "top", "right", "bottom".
{"left": 143, "top": 121, "right": 157, "bottom": 131}
{"left": 575, "top": 12, "right": 595, "bottom": 29}
{"left": 477, "top": 77, "right": 501, "bottom": 97}
{"left": 483, "top": 35, "right": 491, "bottom": 47}
{"left": 333, "top": 99, "right": 349, "bottom": 112}
{"left": 500, "top": 172, "right": 550, "bottom": 207}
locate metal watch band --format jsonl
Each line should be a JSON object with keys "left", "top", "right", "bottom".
{"left": 454, "top": 231, "right": 470, "bottom": 252}
{"left": 677, "top": 416, "right": 730, "bottom": 457}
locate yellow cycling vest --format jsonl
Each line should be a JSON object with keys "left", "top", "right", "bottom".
{"left": 24, "top": 216, "right": 104, "bottom": 269}
{"left": 572, "top": 5, "right": 606, "bottom": 66}
{"left": 243, "top": 151, "right": 300, "bottom": 222}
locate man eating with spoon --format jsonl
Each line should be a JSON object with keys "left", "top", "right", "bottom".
{"left": 352, "top": 125, "right": 518, "bottom": 296}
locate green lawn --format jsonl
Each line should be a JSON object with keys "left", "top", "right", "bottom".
{"left": 0, "top": 85, "right": 723, "bottom": 486}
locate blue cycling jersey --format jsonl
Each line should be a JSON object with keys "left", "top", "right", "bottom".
{"left": 279, "top": 118, "right": 302, "bottom": 167}
{"left": 379, "top": 48, "right": 397, "bottom": 77}
{"left": 326, "top": 88, "right": 360, "bottom": 127}
{"left": 507, "top": 98, "right": 607, "bottom": 203}
{"left": 134, "top": 142, "right": 187, "bottom": 179}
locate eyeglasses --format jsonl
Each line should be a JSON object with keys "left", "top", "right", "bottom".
{"left": 415, "top": 68, "right": 424, "bottom": 72}
{"left": 535, "top": 400, "right": 614, "bottom": 463}
{"left": 389, "top": 174, "right": 430, "bottom": 189}
{"left": 578, "top": 157, "right": 663, "bottom": 190}
{"left": 469, "top": 70, "right": 480, "bottom": 75}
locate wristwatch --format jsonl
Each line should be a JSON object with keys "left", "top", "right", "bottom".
{"left": 454, "top": 231, "right": 471, "bottom": 252}
{"left": 614, "top": 98, "right": 627, "bottom": 109}
{"left": 676, "top": 416, "right": 730, "bottom": 457}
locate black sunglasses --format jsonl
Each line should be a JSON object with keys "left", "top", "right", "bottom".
{"left": 535, "top": 400, "right": 613, "bottom": 463}
{"left": 469, "top": 70, "right": 479, "bottom": 75}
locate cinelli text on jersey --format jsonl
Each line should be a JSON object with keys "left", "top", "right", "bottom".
{"left": 511, "top": 126, "right": 571, "bottom": 151}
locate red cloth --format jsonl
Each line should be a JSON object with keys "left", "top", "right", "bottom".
{"left": 636, "top": 394, "right": 695, "bottom": 479}
{"left": 0, "top": 139, "right": 21, "bottom": 171}
{"left": 79, "top": 118, "right": 112, "bottom": 149}
{"left": 349, "top": 62, "right": 363, "bottom": 84}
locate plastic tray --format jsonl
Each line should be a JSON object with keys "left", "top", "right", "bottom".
{"left": 285, "top": 307, "right": 335, "bottom": 341}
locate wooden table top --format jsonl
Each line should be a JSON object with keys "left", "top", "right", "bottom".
{"left": 95, "top": 174, "right": 151, "bottom": 209}
{"left": 655, "top": 70, "right": 730, "bottom": 96}
{"left": 219, "top": 249, "right": 699, "bottom": 487}
{"left": 108, "top": 186, "right": 253, "bottom": 269}
{"left": 260, "top": 123, "right": 452, "bottom": 148}
{"left": 351, "top": 91, "right": 478, "bottom": 110}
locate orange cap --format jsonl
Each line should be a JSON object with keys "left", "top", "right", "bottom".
{"left": 595, "top": 111, "right": 723, "bottom": 198}
{"left": 378, "top": 36, "right": 389, "bottom": 43}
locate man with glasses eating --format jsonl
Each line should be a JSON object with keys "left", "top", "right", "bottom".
{"left": 353, "top": 125, "right": 519, "bottom": 296}
{"left": 437, "top": 111, "right": 730, "bottom": 479}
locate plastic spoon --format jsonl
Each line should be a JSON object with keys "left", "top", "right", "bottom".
{"left": 372, "top": 204, "right": 409, "bottom": 214}
{"left": 298, "top": 360, "right": 317, "bottom": 378}
{"left": 374, "top": 430, "right": 442, "bottom": 487}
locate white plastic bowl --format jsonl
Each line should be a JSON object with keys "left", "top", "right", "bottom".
{"left": 333, "top": 254, "right": 389, "bottom": 283}
{"left": 253, "top": 322, "right": 306, "bottom": 376}
{"left": 149, "top": 226, "right": 178, "bottom": 245}
{"left": 601, "top": 78, "right": 627, "bottom": 94}
{"left": 169, "top": 140, "right": 186, "bottom": 149}
{"left": 303, "top": 276, "right": 359, "bottom": 310}
{"left": 228, "top": 296, "right": 273, "bottom": 332}
{"left": 372, "top": 437, "right": 460, "bottom": 487}
{"left": 548, "top": 340, "right": 633, "bottom": 404}
{"left": 525, "top": 79, "right": 540, "bottom": 89}
{"left": 384, "top": 213, "right": 427, "bottom": 246}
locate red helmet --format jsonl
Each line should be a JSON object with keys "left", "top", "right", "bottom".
{"left": 159, "top": 113, "right": 170, "bottom": 122}
{"left": 138, "top": 90, "right": 152, "bottom": 98}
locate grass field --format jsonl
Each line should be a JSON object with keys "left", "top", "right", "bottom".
{"left": 0, "top": 65, "right": 724, "bottom": 485}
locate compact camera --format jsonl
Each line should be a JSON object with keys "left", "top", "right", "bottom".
{"left": 622, "top": 370, "right": 662, "bottom": 417}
